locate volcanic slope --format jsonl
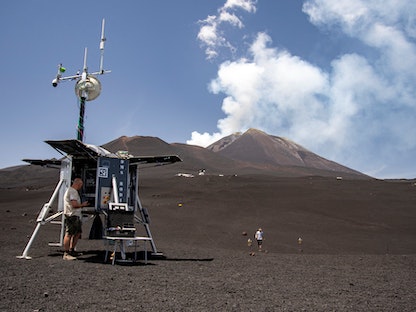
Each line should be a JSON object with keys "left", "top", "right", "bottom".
{"left": 103, "top": 130, "right": 366, "bottom": 178}
{"left": 2, "top": 132, "right": 416, "bottom": 311}
{"left": 102, "top": 136, "right": 248, "bottom": 177}
{"left": 207, "top": 128, "right": 365, "bottom": 177}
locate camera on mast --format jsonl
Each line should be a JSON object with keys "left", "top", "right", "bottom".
{"left": 50, "top": 18, "right": 111, "bottom": 99}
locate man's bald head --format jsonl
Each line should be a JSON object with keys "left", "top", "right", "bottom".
{"left": 72, "top": 178, "right": 83, "bottom": 190}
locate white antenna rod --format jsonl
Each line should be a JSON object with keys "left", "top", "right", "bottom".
{"left": 83, "top": 48, "right": 88, "bottom": 70}
{"left": 82, "top": 47, "right": 88, "bottom": 81}
{"left": 51, "top": 18, "right": 110, "bottom": 88}
{"left": 99, "top": 18, "right": 106, "bottom": 74}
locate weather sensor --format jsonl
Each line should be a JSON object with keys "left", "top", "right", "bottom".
{"left": 51, "top": 18, "right": 111, "bottom": 141}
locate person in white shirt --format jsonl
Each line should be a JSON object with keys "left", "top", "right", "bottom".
{"left": 254, "top": 228, "right": 264, "bottom": 251}
{"left": 62, "top": 178, "right": 89, "bottom": 260}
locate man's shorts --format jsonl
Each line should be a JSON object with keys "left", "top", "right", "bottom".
{"left": 65, "top": 215, "right": 82, "bottom": 235}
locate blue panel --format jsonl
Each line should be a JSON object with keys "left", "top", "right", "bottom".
{"left": 96, "top": 157, "right": 129, "bottom": 210}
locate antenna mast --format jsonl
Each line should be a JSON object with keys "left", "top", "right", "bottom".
{"left": 51, "top": 18, "right": 111, "bottom": 142}
{"left": 99, "top": 18, "right": 106, "bottom": 74}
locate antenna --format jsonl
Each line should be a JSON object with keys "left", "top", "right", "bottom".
{"left": 83, "top": 47, "right": 88, "bottom": 73}
{"left": 51, "top": 18, "right": 111, "bottom": 142}
{"left": 99, "top": 18, "right": 106, "bottom": 73}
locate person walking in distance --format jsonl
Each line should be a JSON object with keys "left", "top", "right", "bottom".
{"left": 254, "top": 228, "right": 264, "bottom": 251}
{"left": 63, "top": 178, "right": 89, "bottom": 260}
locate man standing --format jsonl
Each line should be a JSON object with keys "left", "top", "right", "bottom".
{"left": 63, "top": 178, "right": 89, "bottom": 260}
{"left": 254, "top": 228, "right": 264, "bottom": 252}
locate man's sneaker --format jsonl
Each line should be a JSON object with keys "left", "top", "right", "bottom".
{"left": 70, "top": 250, "right": 83, "bottom": 257}
{"left": 63, "top": 252, "right": 77, "bottom": 260}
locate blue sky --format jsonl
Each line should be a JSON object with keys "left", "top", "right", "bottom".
{"left": 1, "top": 0, "right": 415, "bottom": 179}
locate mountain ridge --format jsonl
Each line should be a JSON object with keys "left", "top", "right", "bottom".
{"left": 102, "top": 128, "right": 367, "bottom": 178}
{"left": 206, "top": 128, "right": 362, "bottom": 176}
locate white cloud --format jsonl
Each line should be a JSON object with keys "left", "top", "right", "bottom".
{"left": 223, "top": 0, "right": 257, "bottom": 13}
{"left": 197, "top": 15, "right": 220, "bottom": 59}
{"left": 187, "top": 131, "right": 223, "bottom": 147}
{"left": 197, "top": 0, "right": 257, "bottom": 59}
{"left": 219, "top": 11, "right": 243, "bottom": 28}
{"left": 303, "top": 0, "right": 416, "bottom": 78}
{"left": 192, "top": 0, "right": 416, "bottom": 178}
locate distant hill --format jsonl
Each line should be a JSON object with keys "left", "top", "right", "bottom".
{"left": 0, "top": 129, "right": 367, "bottom": 186}
{"left": 102, "top": 136, "right": 254, "bottom": 176}
{"left": 102, "top": 129, "right": 367, "bottom": 178}
{"left": 207, "top": 128, "right": 364, "bottom": 177}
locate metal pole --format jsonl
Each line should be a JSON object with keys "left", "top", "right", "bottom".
{"left": 99, "top": 19, "right": 106, "bottom": 74}
{"left": 77, "top": 97, "right": 85, "bottom": 141}
{"left": 17, "top": 223, "right": 42, "bottom": 260}
{"left": 136, "top": 194, "right": 158, "bottom": 254}
{"left": 17, "top": 179, "right": 65, "bottom": 259}
{"left": 111, "top": 175, "right": 119, "bottom": 203}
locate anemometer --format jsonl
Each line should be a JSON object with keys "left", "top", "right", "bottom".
{"left": 51, "top": 18, "right": 111, "bottom": 142}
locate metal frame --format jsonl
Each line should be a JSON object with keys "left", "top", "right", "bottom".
{"left": 18, "top": 18, "right": 181, "bottom": 260}
{"left": 17, "top": 151, "right": 169, "bottom": 259}
{"left": 111, "top": 173, "right": 160, "bottom": 255}
{"left": 17, "top": 178, "right": 67, "bottom": 259}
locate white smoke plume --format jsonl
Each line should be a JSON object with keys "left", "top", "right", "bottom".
{"left": 190, "top": 0, "right": 416, "bottom": 178}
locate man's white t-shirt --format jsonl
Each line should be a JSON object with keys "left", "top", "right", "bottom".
{"left": 64, "top": 187, "right": 82, "bottom": 217}
{"left": 255, "top": 230, "right": 263, "bottom": 241}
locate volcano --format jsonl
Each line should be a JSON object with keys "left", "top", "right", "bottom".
{"left": 207, "top": 128, "right": 364, "bottom": 177}
{"left": 102, "top": 128, "right": 366, "bottom": 178}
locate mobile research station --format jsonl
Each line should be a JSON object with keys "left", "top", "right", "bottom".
{"left": 17, "top": 19, "right": 181, "bottom": 260}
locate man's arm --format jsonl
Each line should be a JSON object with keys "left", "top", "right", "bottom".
{"left": 70, "top": 200, "right": 89, "bottom": 209}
